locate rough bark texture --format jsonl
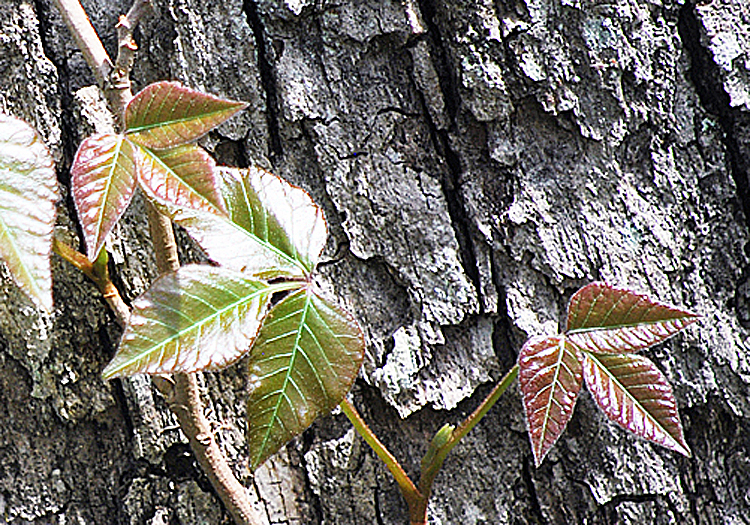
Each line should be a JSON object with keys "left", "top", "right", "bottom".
{"left": 2, "top": 0, "right": 750, "bottom": 523}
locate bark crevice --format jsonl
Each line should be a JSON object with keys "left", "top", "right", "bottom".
{"left": 678, "top": 2, "right": 750, "bottom": 229}
{"left": 412, "top": 0, "right": 484, "bottom": 309}
{"left": 521, "top": 453, "right": 547, "bottom": 525}
{"left": 243, "top": 0, "right": 283, "bottom": 160}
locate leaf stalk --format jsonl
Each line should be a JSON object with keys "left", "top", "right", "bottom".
{"left": 341, "top": 365, "right": 519, "bottom": 525}
{"left": 53, "top": 235, "right": 130, "bottom": 325}
{"left": 417, "top": 365, "right": 519, "bottom": 497}
{"left": 339, "top": 398, "right": 424, "bottom": 514}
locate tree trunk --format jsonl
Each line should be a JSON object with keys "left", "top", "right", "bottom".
{"left": 2, "top": 0, "right": 750, "bottom": 523}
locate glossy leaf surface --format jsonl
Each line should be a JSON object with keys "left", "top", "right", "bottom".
{"left": 136, "top": 143, "right": 225, "bottom": 216}
{"left": 125, "top": 81, "right": 248, "bottom": 150}
{"left": 246, "top": 287, "right": 364, "bottom": 468}
{"left": 174, "top": 167, "right": 327, "bottom": 279}
{"left": 584, "top": 352, "right": 691, "bottom": 457}
{"left": 518, "top": 335, "right": 583, "bottom": 467}
{"left": 71, "top": 134, "right": 138, "bottom": 259}
{"left": 103, "top": 265, "right": 271, "bottom": 378}
{"left": 0, "top": 114, "right": 59, "bottom": 310}
{"left": 566, "top": 282, "right": 699, "bottom": 354}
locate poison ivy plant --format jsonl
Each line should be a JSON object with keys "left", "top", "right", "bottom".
{"left": 3, "top": 2, "right": 709, "bottom": 523}
{"left": 1, "top": 92, "right": 702, "bottom": 525}
{"left": 518, "top": 282, "right": 698, "bottom": 466}
{"left": 0, "top": 113, "right": 59, "bottom": 311}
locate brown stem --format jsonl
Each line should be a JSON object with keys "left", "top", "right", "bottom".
{"left": 154, "top": 374, "right": 263, "bottom": 525}
{"left": 52, "top": 235, "right": 130, "bottom": 325}
{"left": 109, "top": 0, "right": 153, "bottom": 121}
{"left": 53, "top": 1, "right": 262, "bottom": 523}
{"left": 146, "top": 203, "right": 180, "bottom": 273}
{"left": 52, "top": 0, "right": 113, "bottom": 86}
{"left": 145, "top": 156, "right": 262, "bottom": 525}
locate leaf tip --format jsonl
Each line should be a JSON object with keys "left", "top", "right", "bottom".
{"left": 101, "top": 363, "right": 120, "bottom": 381}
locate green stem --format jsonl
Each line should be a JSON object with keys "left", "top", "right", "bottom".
{"left": 339, "top": 398, "right": 423, "bottom": 511}
{"left": 342, "top": 365, "right": 519, "bottom": 525}
{"left": 417, "top": 364, "right": 519, "bottom": 502}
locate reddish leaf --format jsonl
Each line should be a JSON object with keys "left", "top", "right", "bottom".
{"left": 518, "top": 335, "right": 584, "bottom": 467}
{"left": 136, "top": 143, "right": 226, "bottom": 216}
{"left": 566, "top": 282, "right": 700, "bottom": 354}
{"left": 71, "top": 134, "right": 138, "bottom": 259}
{"left": 0, "top": 114, "right": 59, "bottom": 310}
{"left": 124, "top": 81, "right": 248, "bottom": 149}
{"left": 584, "top": 352, "right": 691, "bottom": 457}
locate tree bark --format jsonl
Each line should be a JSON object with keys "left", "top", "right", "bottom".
{"left": 2, "top": 0, "right": 750, "bottom": 523}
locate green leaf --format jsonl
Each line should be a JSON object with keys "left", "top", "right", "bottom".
{"left": 136, "top": 143, "right": 226, "bottom": 216}
{"left": 518, "top": 335, "right": 584, "bottom": 467}
{"left": 71, "top": 134, "right": 138, "bottom": 259}
{"left": 102, "top": 265, "right": 273, "bottom": 378}
{"left": 246, "top": 287, "right": 364, "bottom": 468}
{"left": 173, "top": 167, "right": 327, "bottom": 279}
{"left": 584, "top": 352, "right": 691, "bottom": 457}
{"left": 566, "top": 282, "right": 700, "bottom": 354}
{"left": 0, "top": 114, "right": 59, "bottom": 310}
{"left": 125, "top": 81, "right": 248, "bottom": 150}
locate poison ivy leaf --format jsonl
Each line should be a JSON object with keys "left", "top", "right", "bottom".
{"left": 518, "top": 335, "right": 584, "bottom": 467}
{"left": 102, "top": 265, "right": 272, "bottom": 378}
{"left": 172, "top": 167, "right": 327, "bottom": 279}
{"left": 136, "top": 143, "right": 226, "bottom": 216}
{"left": 71, "top": 133, "right": 138, "bottom": 259}
{"left": 584, "top": 352, "right": 691, "bottom": 457}
{"left": 125, "top": 81, "right": 248, "bottom": 150}
{"left": 566, "top": 282, "right": 700, "bottom": 354}
{"left": 0, "top": 114, "right": 59, "bottom": 310}
{"left": 246, "top": 287, "right": 364, "bottom": 468}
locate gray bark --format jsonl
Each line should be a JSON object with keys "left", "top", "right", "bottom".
{"left": 1, "top": 0, "right": 750, "bottom": 523}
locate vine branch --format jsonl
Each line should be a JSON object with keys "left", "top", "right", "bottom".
{"left": 52, "top": 0, "right": 113, "bottom": 86}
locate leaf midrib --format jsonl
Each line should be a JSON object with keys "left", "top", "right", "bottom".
{"left": 584, "top": 352, "right": 683, "bottom": 451}
{"left": 566, "top": 316, "right": 694, "bottom": 335}
{"left": 255, "top": 288, "right": 312, "bottom": 466}
{"left": 538, "top": 338, "right": 573, "bottom": 453}
{"left": 138, "top": 143, "right": 220, "bottom": 213}
{"left": 125, "top": 107, "right": 241, "bottom": 136}
{"left": 105, "top": 280, "right": 299, "bottom": 377}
